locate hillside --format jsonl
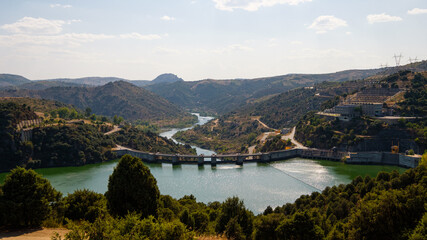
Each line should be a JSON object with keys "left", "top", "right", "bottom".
{"left": 174, "top": 114, "right": 269, "bottom": 153}
{"left": 145, "top": 69, "right": 381, "bottom": 114}
{"left": 295, "top": 71, "right": 427, "bottom": 153}
{"left": 0, "top": 99, "right": 197, "bottom": 171}
{"left": 0, "top": 81, "right": 196, "bottom": 127}
{"left": 152, "top": 73, "right": 184, "bottom": 84}
{"left": 0, "top": 74, "right": 31, "bottom": 88}
{"left": 173, "top": 80, "right": 366, "bottom": 153}
{"left": 174, "top": 71, "right": 427, "bottom": 154}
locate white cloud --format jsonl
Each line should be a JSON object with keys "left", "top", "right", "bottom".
{"left": 408, "top": 8, "right": 427, "bottom": 15}
{"left": 1, "top": 17, "right": 66, "bottom": 35}
{"left": 367, "top": 13, "right": 402, "bottom": 24}
{"left": 161, "top": 16, "right": 175, "bottom": 21}
{"left": 212, "top": 0, "right": 312, "bottom": 12}
{"left": 119, "top": 33, "right": 162, "bottom": 40}
{"left": 0, "top": 33, "right": 114, "bottom": 47}
{"left": 346, "top": 31, "right": 352, "bottom": 35}
{"left": 0, "top": 32, "right": 162, "bottom": 47}
{"left": 308, "top": 15, "right": 347, "bottom": 34}
{"left": 50, "top": 4, "right": 72, "bottom": 8}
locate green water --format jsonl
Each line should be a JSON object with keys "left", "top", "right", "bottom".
{"left": 0, "top": 158, "right": 406, "bottom": 214}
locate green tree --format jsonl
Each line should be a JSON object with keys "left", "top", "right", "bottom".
{"left": 410, "top": 210, "right": 427, "bottom": 240}
{"left": 253, "top": 213, "right": 285, "bottom": 240}
{"left": 106, "top": 154, "right": 160, "bottom": 218}
{"left": 63, "top": 189, "right": 107, "bottom": 222}
{"left": 216, "top": 196, "right": 253, "bottom": 239}
{"left": 225, "top": 217, "right": 245, "bottom": 240}
{"left": 276, "top": 211, "right": 324, "bottom": 240}
{"left": 85, "top": 107, "right": 92, "bottom": 117}
{"left": 1, "top": 167, "right": 61, "bottom": 226}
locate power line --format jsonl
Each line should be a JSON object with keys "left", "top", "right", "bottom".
{"left": 393, "top": 53, "right": 403, "bottom": 67}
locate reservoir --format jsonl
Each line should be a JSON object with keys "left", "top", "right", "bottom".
{"left": 0, "top": 114, "right": 407, "bottom": 214}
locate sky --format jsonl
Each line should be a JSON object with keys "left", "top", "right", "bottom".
{"left": 0, "top": 0, "right": 426, "bottom": 81}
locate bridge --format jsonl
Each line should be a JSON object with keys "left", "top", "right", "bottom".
{"left": 112, "top": 145, "right": 346, "bottom": 166}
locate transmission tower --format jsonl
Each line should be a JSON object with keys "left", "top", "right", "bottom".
{"left": 393, "top": 54, "right": 403, "bottom": 67}
{"left": 408, "top": 57, "right": 418, "bottom": 64}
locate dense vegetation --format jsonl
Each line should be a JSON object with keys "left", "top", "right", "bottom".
{"left": 0, "top": 100, "right": 197, "bottom": 171}
{"left": 1, "top": 154, "right": 426, "bottom": 239}
{"left": 397, "top": 72, "right": 427, "bottom": 116}
{"left": 30, "top": 124, "right": 116, "bottom": 168}
{"left": 174, "top": 115, "right": 268, "bottom": 153}
{"left": 0, "top": 81, "right": 196, "bottom": 127}
{"left": 113, "top": 126, "right": 196, "bottom": 155}
{"left": 0, "top": 102, "right": 38, "bottom": 170}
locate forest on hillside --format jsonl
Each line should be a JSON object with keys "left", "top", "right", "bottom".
{"left": 0, "top": 100, "right": 197, "bottom": 171}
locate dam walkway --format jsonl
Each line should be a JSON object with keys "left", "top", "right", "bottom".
{"left": 112, "top": 146, "right": 345, "bottom": 166}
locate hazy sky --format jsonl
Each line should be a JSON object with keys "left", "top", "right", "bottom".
{"left": 0, "top": 0, "right": 426, "bottom": 81}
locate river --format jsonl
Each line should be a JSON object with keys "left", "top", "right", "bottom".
{"left": 0, "top": 114, "right": 407, "bottom": 214}
{"left": 159, "top": 113, "right": 216, "bottom": 156}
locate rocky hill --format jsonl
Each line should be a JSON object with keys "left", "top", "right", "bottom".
{"left": 152, "top": 73, "right": 184, "bottom": 84}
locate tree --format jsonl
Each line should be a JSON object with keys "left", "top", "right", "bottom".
{"left": 1, "top": 167, "right": 61, "bottom": 226}
{"left": 63, "top": 189, "right": 107, "bottom": 222}
{"left": 106, "top": 154, "right": 160, "bottom": 218}
{"left": 216, "top": 196, "right": 253, "bottom": 239}
{"left": 85, "top": 107, "right": 92, "bottom": 117}
{"left": 276, "top": 211, "right": 324, "bottom": 240}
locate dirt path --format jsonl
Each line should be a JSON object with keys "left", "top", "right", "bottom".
{"left": 251, "top": 116, "right": 276, "bottom": 130}
{"left": 0, "top": 228, "right": 69, "bottom": 240}
{"left": 281, "top": 126, "right": 307, "bottom": 149}
{"left": 104, "top": 125, "right": 121, "bottom": 135}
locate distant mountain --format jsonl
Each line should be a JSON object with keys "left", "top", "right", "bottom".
{"left": 12, "top": 80, "right": 88, "bottom": 90}
{"left": 38, "top": 77, "right": 130, "bottom": 86}
{"left": 0, "top": 74, "right": 185, "bottom": 89}
{"left": 0, "top": 74, "right": 31, "bottom": 87}
{"left": 152, "top": 73, "right": 184, "bottom": 84}
{"left": 145, "top": 69, "right": 381, "bottom": 114}
{"left": 0, "top": 81, "right": 195, "bottom": 127}
{"left": 145, "top": 61, "right": 427, "bottom": 115}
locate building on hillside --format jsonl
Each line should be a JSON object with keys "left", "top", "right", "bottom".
{"left": 325, "top": 102, "right": 383, "bottom": 121}
{"left": 360, "top": 103, "right": 383, "bottom": 117}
